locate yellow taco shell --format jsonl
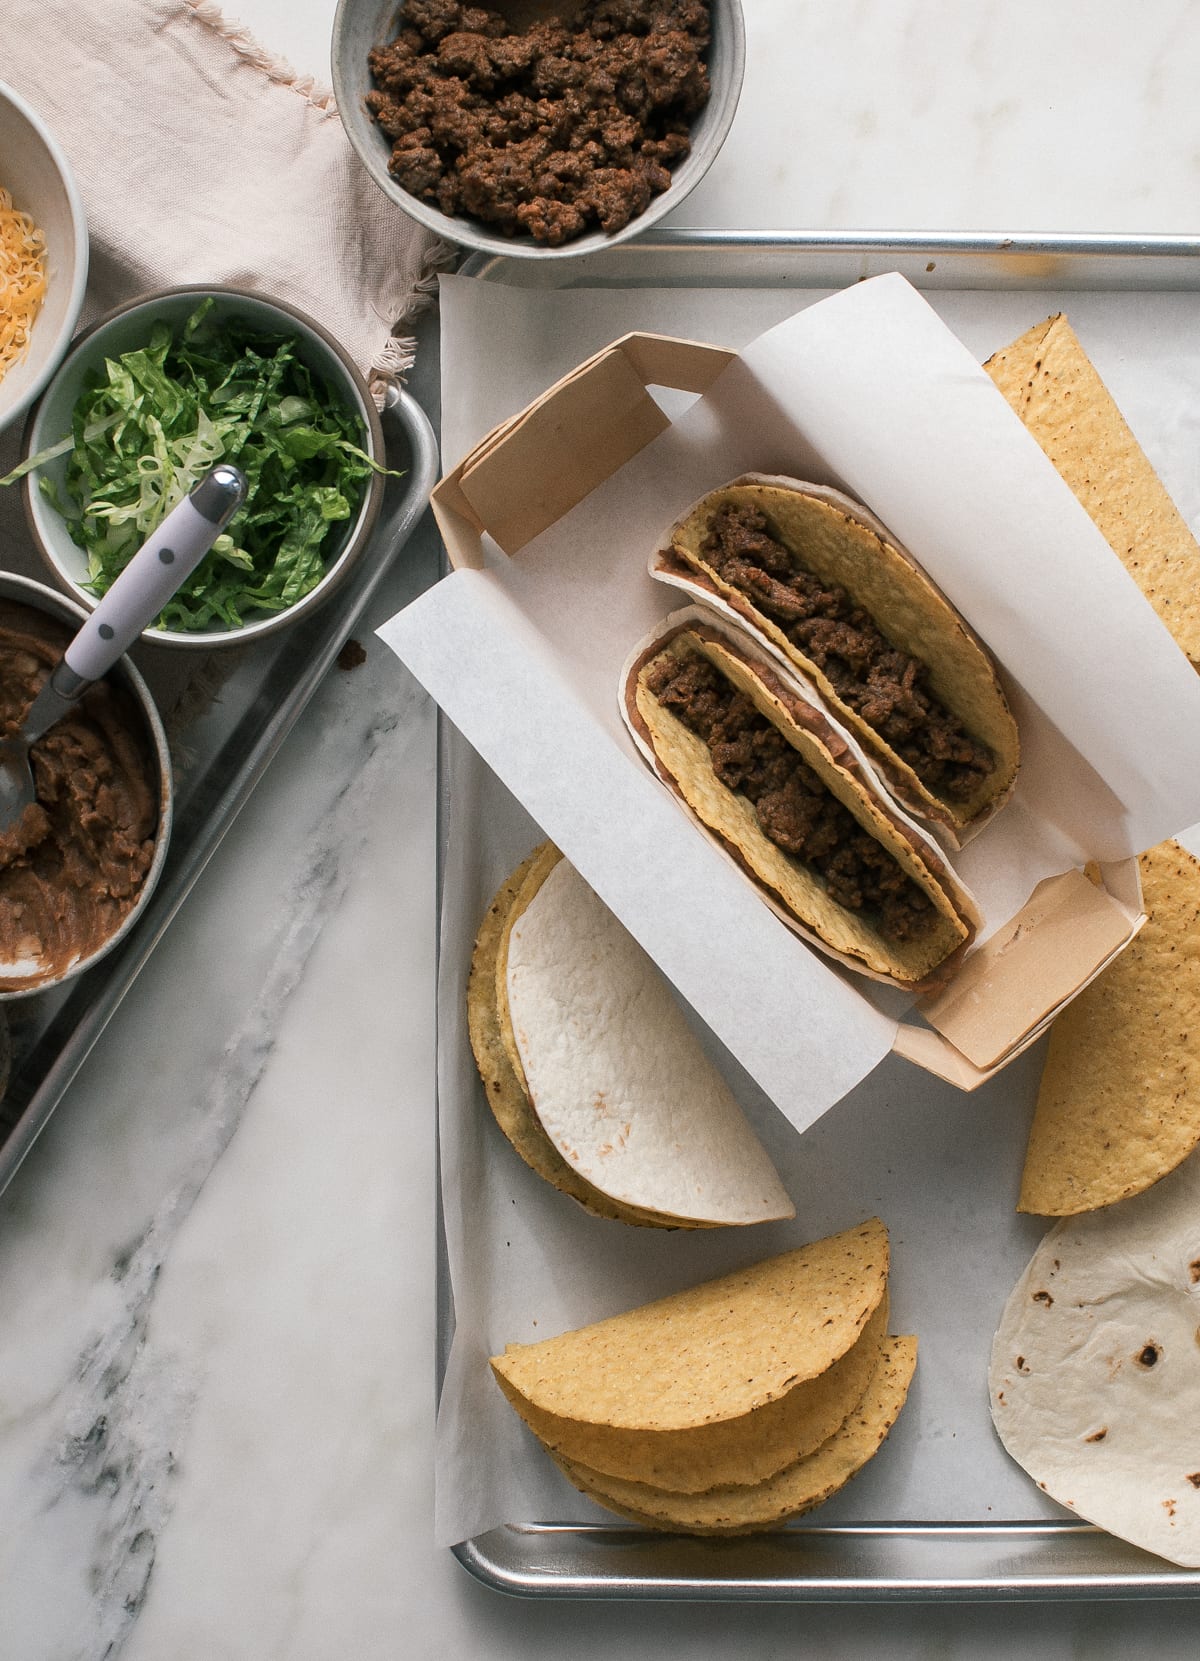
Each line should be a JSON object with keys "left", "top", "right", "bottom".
{"left": 491, "top": 1220, "right": 890, "bottom": 1433}
{"left": 985, "top": 313, "right": 1200, "bottom": 666}
{"left": 508, "top": 1294, "right": 890, "bottom": 1492}
{"left": 1019, "top": 840, "right": 1200, "bottom": 1216}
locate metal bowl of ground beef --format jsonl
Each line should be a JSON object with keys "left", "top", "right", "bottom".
{"left": 331, "top": 0, "right": 744, "bottom": 256}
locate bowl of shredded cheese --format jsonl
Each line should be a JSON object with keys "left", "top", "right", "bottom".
{"left": 0, "top": 82, "right": 88, "bottom": 438}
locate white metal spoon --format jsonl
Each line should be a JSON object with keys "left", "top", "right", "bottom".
{"left": 0, "top": 463, "right": 247, "bottom": 831}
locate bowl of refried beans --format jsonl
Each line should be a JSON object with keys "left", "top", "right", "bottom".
{"left": 0, "top": 574, "right": 171, "bottom": 998}
{"left": 332, "top": 0, "right": 744, "bottom": 255}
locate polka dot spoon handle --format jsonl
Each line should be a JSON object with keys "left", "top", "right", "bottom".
{"left": 0, "top": 465, "right": 247, "bottom": 831}
{"left": 63, "top": 464, "right": 247, "bottom": 683}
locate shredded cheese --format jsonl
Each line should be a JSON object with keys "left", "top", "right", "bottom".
{"left": 0, "top": 186, "right": 47, "bottom": 384}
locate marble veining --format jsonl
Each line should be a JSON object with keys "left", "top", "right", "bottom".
{"left": 60, "top": 726, "right": 391, "bottom": 1651}
{"left": 0, "top": 615, "right": 433, "bottom": 1660}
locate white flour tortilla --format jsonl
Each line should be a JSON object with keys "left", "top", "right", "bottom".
{"left": 989, "top": 1151, "right": 1200, "bottom": 1566}
{"left": 505, "top": 858, "right": 794, "bottom": 1226}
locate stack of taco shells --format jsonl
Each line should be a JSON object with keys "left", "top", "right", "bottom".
{"left": 491, "top": 1218, "right": 916, "bottom": 1534}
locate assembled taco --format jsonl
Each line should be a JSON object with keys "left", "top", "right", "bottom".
{"left": 652, "top": 476, "right": 1020, "bottom": 842}
{"left": 622, "top": 614, "right": 978, "bottom": 991}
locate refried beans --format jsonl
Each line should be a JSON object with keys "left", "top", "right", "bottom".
{"left": 366, "top": 0, "right": 711, "bottom": 247}
{"left": 644, "top": 648, "right": 939, "bottom": 944}
{"left": 0, "top": 600, "right": 159, "bottom": 991}
{"left": 699, "top": 503, "right": 995, "bottom": 803}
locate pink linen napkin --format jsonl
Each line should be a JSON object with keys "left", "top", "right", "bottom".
{"left": 2, "top": 0, "right": 448, "bottom": 382}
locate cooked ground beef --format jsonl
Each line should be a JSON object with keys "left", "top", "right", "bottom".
{"left": 645, "top": 649, "right": 939, "bottom": 943}
{"left": 366, "top": 0, "right": 710, "bottom": 246}
{"left": 698, "top": 504, "right": 995, "bottom": 803}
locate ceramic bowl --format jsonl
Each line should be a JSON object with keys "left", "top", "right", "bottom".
{"left": 0, "top": 81, "right": 89, "bottom": 437}
{"left": 331, "top": 0, "right": 745, "bottom": 260}
{"left": 20, "top": 286, "right": 386, "bottom": 650}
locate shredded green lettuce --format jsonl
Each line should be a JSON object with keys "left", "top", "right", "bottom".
{"left": 10, "top": 298, "right": 397, "bottom": 632}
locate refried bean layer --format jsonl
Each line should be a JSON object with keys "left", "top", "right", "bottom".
{"left": 366, "top": 0, "right": 711, "bottom": 246}
{"left": 0, "top": 600, "right": 159, "bottom": 990}
{"left": 698, "top": 503, "right": 995, "bottom": 803}
{"left": 644, "top": 647, "right": 938, "bottom": 944}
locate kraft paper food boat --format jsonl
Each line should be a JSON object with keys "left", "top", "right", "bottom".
{"left": 380, "top": 275, "right": 1200, "bottom": 1128}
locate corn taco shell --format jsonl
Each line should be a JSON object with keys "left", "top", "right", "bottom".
{"left": 554, "top": 1335, "right": 917, "bottom": 1535}
{"left": 469, "top": 841, "right": 794, "bottom": 1228}
{"left": 1019, "top": 841, "right": 1200, "bottom": 1216}
{"left": 652, "top": 475, "right": 1019, "bottom": 840}
{"left": 985, "top": 313, "right": 1200, "bottom": 666}
{"left": 622, "top": 614, "right": 977, "bottom": 991}
{"left": 990, "top": 1152, "right": 1200, "bottom": 1567}
{"left": 507, "top": 1294, "right": 890, "bottom": 1493}
{"left": 491, "top": 1220, "right": 889, "bottom": 1433}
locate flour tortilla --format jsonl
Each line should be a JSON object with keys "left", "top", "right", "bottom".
{"left": 466, "top": 845, "right": 675, "bottom": 1227}
{"left": 1020, "top": 841, "right": 1200, "bottom": 1215}
{"left": 491, "top": 1220, "right": 890, "bottom": 1433}
{"left": 468, "top": 850, "right": 794, "bottom": 1229}
{"left": 990, "top": 1152, "right": 1200, "bottom": 1567}
{"left": 555, "top": 1335, "right": 917, "bottom": 1535}
{"left": 500, "top": 849, "right": 794, "bottom": 1227}
{"left": 653, "top": 475, "right": 1019, "bottom": 839}
{"left": 985, "top": 313, "right": 1200, "bottom": 666}
{"left": 623, "top": 616, "right": 976, "bottom": 991}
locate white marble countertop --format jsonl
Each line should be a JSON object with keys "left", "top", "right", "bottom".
{"left": 4, "top": 3, "right": 1200, "bottom": 1657}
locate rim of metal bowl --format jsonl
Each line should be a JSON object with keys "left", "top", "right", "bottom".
{"left": 0, "top": 572, "right": 173, "bottom": 1000}
{"left": 330, "top": 0, "right": 746, "bottom": 260}
{"left": 20, "top": 284, "right": 386, "bottom": 650}
{"left": 0, "top": 79, "right": 90, "bottom": 434}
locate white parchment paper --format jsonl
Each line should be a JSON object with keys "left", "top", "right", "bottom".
{"left": 382, "top": 276, "right": 1200, "bottom": 1545}
{"left": 386, "top": 275, "right": 1200, "bottom": 1125}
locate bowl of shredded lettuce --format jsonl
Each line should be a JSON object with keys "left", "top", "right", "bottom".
{"left": 14, "top": 286, "right": 388, "bottom": 646}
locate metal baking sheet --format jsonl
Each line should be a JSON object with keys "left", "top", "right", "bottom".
{"left": 0, "top": 389, "right": 439, "bottom": 1196}
{"left": 438, "top": 231, "right": 1200, "bottom": 1601}
{"left": 460, "top": 228, "right": 1200, "bottom": 291}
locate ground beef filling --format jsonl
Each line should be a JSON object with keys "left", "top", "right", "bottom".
{"left": 366, "top": 0, "right": 711, "bottom": 247}
{"left": 698, "top": 504, "right": 995, "bottom": 803}
{"left": 645, "top": 650, "right": 940, "bottom": 944}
